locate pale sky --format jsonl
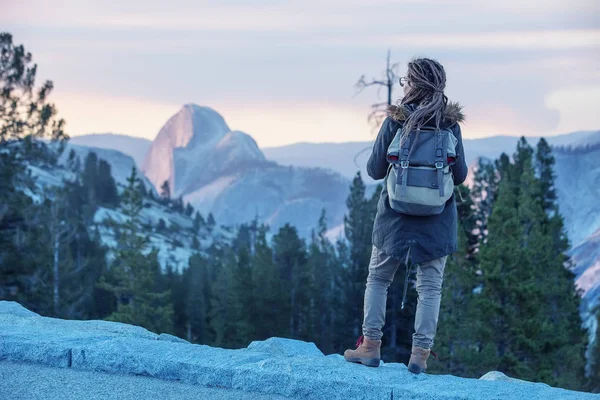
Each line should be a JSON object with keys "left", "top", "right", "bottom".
{"left": 3, "top": 0, "right": 600, "bottom": 147}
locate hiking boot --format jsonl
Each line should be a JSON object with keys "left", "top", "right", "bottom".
{"left": 407, "top": 345, "right": 435, "bottom": 374}
{"left": 344, "top": 335, "right": 381, "bottom": 367}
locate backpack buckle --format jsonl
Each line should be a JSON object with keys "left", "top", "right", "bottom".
{"left": 401, "top": 161, "right": 409, "bottom": 169}
{"left": 435, "top": 161, "right": 444, "bottom": 169}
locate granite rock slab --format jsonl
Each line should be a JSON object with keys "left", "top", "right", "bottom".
{"left": 0, "top": 301, "right": 596, "bottom": 400}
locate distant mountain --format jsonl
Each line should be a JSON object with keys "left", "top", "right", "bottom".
{"left": 262, "top": 130, "right": 600, "bottom": 182}
{"left": 59, "top": 144, "right": 156, "bottom": 193}
{"left": 70, "top": 133, "right": 152, "bottom": 168}
{"left": 570, "top": 227, "right": 600, "bottom": 376}
{"left": 141, "top": 104, "right": 350, "bottom": 238}
{"left": 142, "top": 105, "right": 266, "bottom": 196}
{"left": 262, "top": 130, "right": 600, "bottom": 242}
{"left": 553, "top": 143, "right": 600, "bottom": 246}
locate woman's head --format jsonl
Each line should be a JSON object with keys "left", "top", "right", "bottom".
{"left": 398, "top": 58, "right": 448, "bottom": 134}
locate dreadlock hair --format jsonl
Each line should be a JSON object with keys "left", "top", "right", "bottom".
{"left": 399, "top": 58, "right": 449, "bottom": 136}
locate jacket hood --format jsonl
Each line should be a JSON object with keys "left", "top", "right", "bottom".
{"left": 387, "top": 101, "right": 465, "bottom": 125}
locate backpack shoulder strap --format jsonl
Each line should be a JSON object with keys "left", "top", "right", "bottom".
{"left": 399, "top": 128, "right": 412, "bottom": 198}
{"left": 435, "top": 129, "right": 445, "bottom": 197}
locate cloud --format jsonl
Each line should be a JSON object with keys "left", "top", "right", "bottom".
{"left": 332, "top": 30, "right": 600, "bottom": 51}
{"left": 24, "top": 29, "right": 600, "bottom": 56}
{"left": 545, "top": 85, "right": 600, "bottom": 134}
{"left": 4, "top": 0, "right": 599, "bottom": 34}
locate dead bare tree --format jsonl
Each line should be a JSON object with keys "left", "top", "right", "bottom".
{"left": 355, "top": 49, "right": 401, "bottom": 129}
{"left": 352, "top": 50, "right": 401, "bottom": 168}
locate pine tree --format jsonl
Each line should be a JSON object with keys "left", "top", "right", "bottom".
{"left": 431, "top": 184, "right": 480, "bottom": 376}
{"left": 157, "top": 218, "right": 167, "bottom": 232}
{"left": 207, "top": 213, "right": 216, "bottom": 230}
{"left": 162, "top": 264, "right": 188, "bottom": 337}
{"left": 172, "top": 196, "right": 184, "bottom": 213}
{"left": 191, "top": 235, "right": 200, "bottom": 250}
{"left": 1, "top": 183, "right": 53, "bottom": 315}
{"left": 0, "top": 32, "right": 67, "bottom": 161}
{"left": 589, "top": 308, "right": 600, "bottom": 392}
{"left": 51, "top": 173, "right": 111, "bottom": 320}
{"left": 473, "top": 176, "right": 526, "bottom": 375}
{"left": 331, "top": 238, "right": 351, "bottom": 352}
{"left": 519, "top": 158, "right": 584, "bottom": 388}
{"left": 535, "top": 138, "right": 557, "bottom": 213}
{"left": 100, "top": 167, "right": 173, "bottom": 334}
{"left": 495, "top": 153, "right": 511, "bottom": 182}
{"left": 306, "top": 210, "right": 337, "bottom": 353}
{"left": 185, "top": 254, "right": 211, "bottom": 343}
{"left": 272, "top": 224, "right": 309, "bottom": 339}
{"left": 208, "top": 224, "right": 260, "bottom": 348}
{"left": 65, "top": 217, "right": 111, "bottom": 320}
{"left": 471, "top": 144, "right": 586, "bottom": 389}
{"left": 97, "top": 159, "right": 119, "bottom": 207}
{"left": 0, "top": 31, "right": 65, "bottom": 269}
{"left": 341, "top": 172, "right": 375, "bottom": 339}
{"left": 210, "top": 249, "right": 238, "bottom": 347}
{"left": 529, "top": 142, "right": 585, "bottom": 388}
{"left": 193, "top": 211, "right": 205, "bottom": 232}
{"left": 160, "top": 180, "right": 171, "bottom": 203}
{"left": 82, "top": 152, "right": 99, "bottom": 214}
{"left": 67, "top": 149, "right": 77, "bottom": 170}
{"left": 231, "top": 224, "right": 256, "bottom": 343}
{"left": 513, "top": 137, "right": 534, "bottom": 182}
{"left": 0, "top": 33, "right": 112, "bottom": 322}
{"left": 251, "top": 224, "right": 285, "bottom": 340}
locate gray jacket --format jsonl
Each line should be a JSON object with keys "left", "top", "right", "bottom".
{"left": 367, "top": 103, "right": 468, "bottom": 264}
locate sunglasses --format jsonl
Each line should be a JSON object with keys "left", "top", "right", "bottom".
{"left": 399, "top": 77, "right": 410, "bottom": 87}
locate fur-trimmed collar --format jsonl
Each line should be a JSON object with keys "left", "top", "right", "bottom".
{"left": 387, "top": 101, "right": 465, "bottom": 124}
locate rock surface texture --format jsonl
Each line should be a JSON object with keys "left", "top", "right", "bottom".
{"left": 0, "top": 301, "right": 595, "bottom": 400}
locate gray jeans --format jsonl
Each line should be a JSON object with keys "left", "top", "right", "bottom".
{"left": 362, "top": 245, "right": 447, "bottom": 349}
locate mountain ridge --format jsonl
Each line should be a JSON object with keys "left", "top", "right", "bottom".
{"left": 69, "top": 133, "right": 151, "bottom": 168}
{"left": 262, "top": 130, "right": 600, "bottom": 179}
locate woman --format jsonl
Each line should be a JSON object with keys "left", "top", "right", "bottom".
{"left": 343, "top": 57, "right": 468, "bottom": 374}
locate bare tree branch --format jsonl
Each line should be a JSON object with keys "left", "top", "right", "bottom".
{"left": 355, "top": 49, "right": 401, "bottom": 130}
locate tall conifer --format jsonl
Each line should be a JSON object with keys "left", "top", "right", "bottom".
{"left": 100, "top": 167, "right": 173, "bottom": 334}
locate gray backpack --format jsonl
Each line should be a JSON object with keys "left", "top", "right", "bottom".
{"left": 385, "top": 126, "right": 458, "bottom": 216}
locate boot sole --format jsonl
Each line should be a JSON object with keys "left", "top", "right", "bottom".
{"left": 407, "top": 363, "right": 426, "bottom": 374}
{"left": 345, "top": 356, "right": 380, "bottom": 367}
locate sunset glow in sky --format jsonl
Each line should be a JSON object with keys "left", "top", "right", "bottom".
{"left": 3, "top": 0, "right": 600, "bottom": 147}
